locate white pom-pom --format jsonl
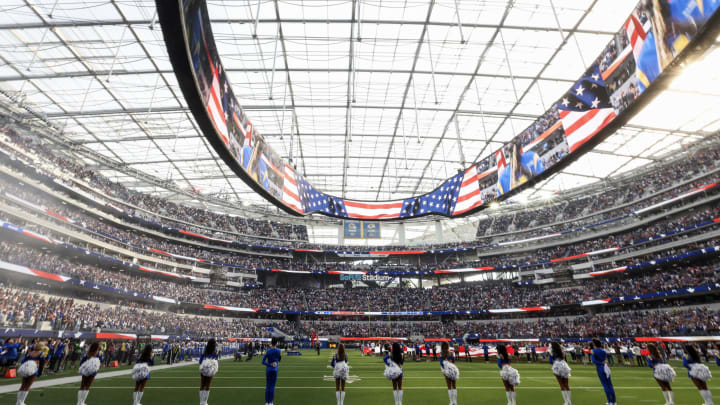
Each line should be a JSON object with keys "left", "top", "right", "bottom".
{"left": 199, "top": 359, "right": 219, "bottom": 377}
{"left": 500, "top": 365, "right": 521, "bottom": 386}
{"left": 132, "top": 363, "right": 151, "bottom": 381}
{"left": 384, "top": 361, "right": 403, "bottom": 380}
{"left": 333, "top": 361, "right": 350, "bottom": 380}
{"left": 79, "top": 357, "right": 101, "bottom": 377}
{"left": 17, "top": 361, "right": 38, "bottom": 378}
{"left": 689, "top": 363, "right": 712, "bottom": 382}
{"left": 653, "top": 363, "right": 676, "bottom": 382}
{"left": 441, "top": 362, "right": 460, "bottom": 381}
{"left": 551, "top": 360, "right": 572, "bottom": 378}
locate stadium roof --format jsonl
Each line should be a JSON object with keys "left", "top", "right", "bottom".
{"left": 1, "top": 0, "right": 719, "bottom": 219}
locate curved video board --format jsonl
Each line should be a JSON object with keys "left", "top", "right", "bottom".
{"left": 157, "top": 0, "right": 720, "bottom": 220}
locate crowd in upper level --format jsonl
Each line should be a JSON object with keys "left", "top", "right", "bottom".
{"left": 1, "top": 240, "right": 718, "bottom": 312}
{"left": 2, "top": 128, "right": 719, "bottom": 253}
{"left": 1, "top": 283, "right": 716, "bottom": 338}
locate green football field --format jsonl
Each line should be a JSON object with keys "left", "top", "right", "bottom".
{"left": 1, "top": 350, "right": 717, "bottom": 404}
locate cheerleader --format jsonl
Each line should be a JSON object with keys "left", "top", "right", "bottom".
{"left": 77, "top": 342, "right": 102, "bottom": 405}
{"left": 199, "top": 339, "right": 219, "bottom": 405}
{"left": 440, "top": 342, "right": 459, "bottom": 405}
{"left": 262, "top": 337, "right": 282, "bottom": 405}
{"left": 497, "top": 344, "right": 520, "bottom": 405}
{"left": 590, "top": 339, "right": 616, "bottom": 405}
{"left": 647, "top": 343, "right": 676, "bottom": 405}
{"left": 331, "top": 343, "right": 349, "bottom": 405}
{"left": 131, "top": 344, "right": 154, "bottom": 405}
{"left": 549, "top": 342, "right": 572, "bottom": 405}
{"left": 15, "top": 342, "right": 44, "bottom": 405}
{"left": 384, "top": 343, "right": 404, "bottom": 405}
{"left": 683, "top": 345, "right": 713, "bottom": 405}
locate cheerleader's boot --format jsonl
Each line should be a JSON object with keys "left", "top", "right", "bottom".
{"left": 666, "top": 390, "right": 675, "bottom": 405}
{"left": 447, "top": 389, "right": 453, "bottom": 405}
{"left": 336, "top": 391, "right": 341, "bottom": 405}
{"left": 15, "top": 390, "right": 28, "bottom": 405}
{"left": 700, "top": 390, "right": 714, "bottom": 405}
{"left": 506, "top": 391, "right": 512, "bottom": 405}
{"left": 510, "top": 391, "right": 517, "bottom": 405}
{"left": 340, "top": 391, "right": 346, "bottom": 405}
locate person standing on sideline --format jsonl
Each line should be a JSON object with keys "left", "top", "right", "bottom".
{"left": 549, "top": 342, "right": 572, "bottom": 405}
{"left": 331, "top": 343, "right": 349, "bottom": 405}
{"left": 384, "top": 343, "right": 405, "bottom": 405}
{"left": 440, "top": 342, "right": 459, "bottom": 405}
{"left": 199, "top": 338, "right": 219, "bottom": 405}
{"left": 262, "top": 337, "right": 282, "bottom": 405}
{"left": 591, "top": 339, "right": 617, "bottom": 405}
{"left": 77, "top": 342, "right": 102, "bottom": 405}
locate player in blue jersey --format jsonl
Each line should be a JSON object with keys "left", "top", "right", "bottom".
{"left": 497, "top": 141, "right": 545, "bottom": 196}
{"left": 262, "top": 337, "right": 282, "bottom": 405}
{"left": 591, "top": 339, "right": 617, "bottom": 405}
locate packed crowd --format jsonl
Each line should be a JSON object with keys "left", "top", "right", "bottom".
{"left": 2, "top": 282, "right": 716, "bottom": 338}
{"left": 0, "top": 286, "right": 275, "bottom": 337}
{"left": 1, "top": 235, "right": 718, "bottom": 312}
{"left": 475, "top": 144, "right": 720, "bottom": 239}
{"left": 296, "top": 307, "right": 719, "bottom": 338}
{"left": 1, "top": 129, "right": 308, "bottom": 242}
{"left": 2, "top": 169, "right": 719, "bottom": 277}
{"left": 2, "top": 128, "right": 720, "bottom": 254}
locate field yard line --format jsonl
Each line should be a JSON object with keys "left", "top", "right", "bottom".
{"left": 0, "top": 357, "right": 227, "bottom": 394}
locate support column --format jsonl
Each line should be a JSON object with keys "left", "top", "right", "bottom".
{"left": 434, "top": 220, "right": 443, "bottom": 243}
{"left": 398, "top": 222, "right": 406, "bottom": 245}
{"left": 338, "top": 223, "right": 345, "bottom": 245}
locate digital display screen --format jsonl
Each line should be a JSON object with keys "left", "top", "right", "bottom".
{"left": 167, "top": 0, "right": 719, "bottom": 220}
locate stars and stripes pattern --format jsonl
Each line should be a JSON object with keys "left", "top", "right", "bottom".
{"left": 343, "top": 200, "right": 404, "bottom": 220}
{"left": 557, "top": 62, "right": 617, "bottom": 153}
{"left": 297, "top": 176, "right": 347, "bottom": 217}
{"left": 452, "top": 165, "right": 483, "bottom": 216}
{"left": 207, "top": 67, "right": 229, "bottom": 147}
{"left": 625, "top": 13, "right": 648, "bottom": 62}
{"left": 281, "top": 165, "right": 303, "bottom": 213}
{"left": 399, "top": 171, "right": 465, "bottom": 218}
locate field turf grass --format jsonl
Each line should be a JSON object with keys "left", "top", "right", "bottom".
{"left": 1, "top": 350, "right": 717, "bottom": 404}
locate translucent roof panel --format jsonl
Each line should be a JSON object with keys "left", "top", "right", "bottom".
{"left": 0, "top": 0, "right": 718, "bottom": 227}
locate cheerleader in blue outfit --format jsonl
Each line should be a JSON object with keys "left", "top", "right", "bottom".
{"left": 440, "top": 342, "right": 459, "bottom": 405}
{"left": 132, "top": 344, "right": 154, "bottom": 405}
{"left": 647, "top": 343, "right": 676, "bottom": 405}
{"left": 683, "top": 345, "right": 714, "bottom": 405}
{"left": 331, "top": 343, "right": 349, "bottom": 405}
{"left": 590, "top": 339, "right": 616, "bottom": 405}
{"left": 384, "top": 343, "right": 404, "bottom": 405}
{"left": 77, "top": 342, "right": 102, "bottom": 405}
{"left": 262, "top": 337, "right": 282, "bottom": 405}
{"left": 549, "top": 342, "right": 572, "bottom": 405}
{"left": 497, "top": 344, "right": 520, "bottom": 405}
{"left": 199, "top": 339, "right": 219, "bottom": 405}
{"left": 15, "top": 341, "right": 44, "bottom": 405}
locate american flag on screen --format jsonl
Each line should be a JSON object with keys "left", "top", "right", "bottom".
{"left": 399, "top": 171, "right": 465, "bottom": 218}
{"left": 557, "top": 62, "right": 616, "bottom": 153}
{"left": 207, "top": 67, "right": 229, "bottom": 147}
{"left": 296, "top": 176, "right": 347, "bottom": 217}
{"left": 281, "top": 165, "right": 303, "bottom": 214}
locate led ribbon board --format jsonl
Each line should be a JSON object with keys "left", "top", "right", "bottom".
{"left": 157, "top": 0, "right": 720, "bottom": 220}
